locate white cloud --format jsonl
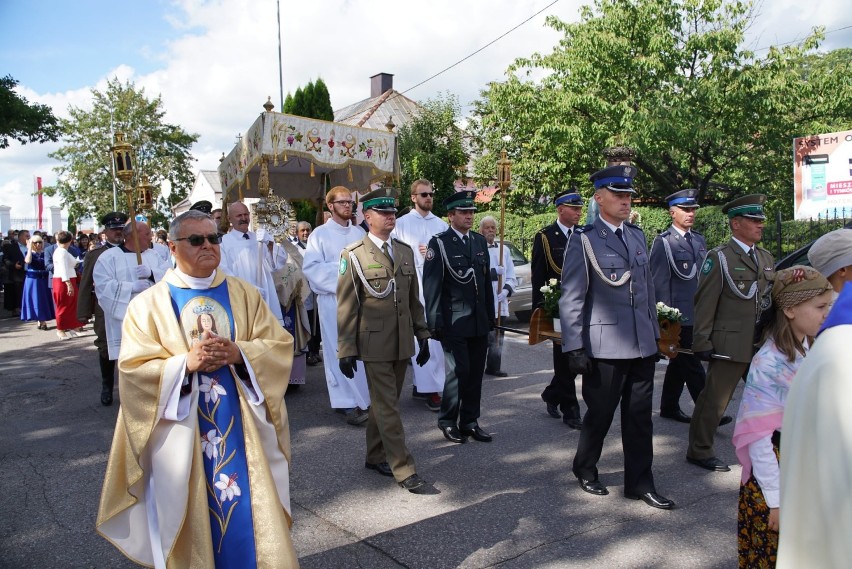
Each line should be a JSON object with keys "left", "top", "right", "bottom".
{"left": 1, "top": 0, "right": 847, "bottom": 229}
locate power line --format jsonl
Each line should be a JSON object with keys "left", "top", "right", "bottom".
{"left": 335, "top": 0, "right": 560, "bottom": 123}
{"left": 752, "top": 23, "right": 852, "bottom": 52}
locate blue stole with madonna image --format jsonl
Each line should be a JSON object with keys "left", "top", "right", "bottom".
{"left": 168, "top": 280, "right": 258, "bottom": 569}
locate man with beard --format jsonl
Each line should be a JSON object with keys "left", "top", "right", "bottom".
{"left": 391, "top": 178, "right": 448, "bottom": 411}
{"left": 303, "top": 186, "right": 371, "bottom": 425}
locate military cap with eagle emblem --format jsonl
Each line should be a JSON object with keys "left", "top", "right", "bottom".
{"left": 589, "top": 165, "right": 638, "bottom": 194}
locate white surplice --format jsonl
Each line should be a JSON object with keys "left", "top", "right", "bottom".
{"left": 94, "top": 247, "right": 170, "bottom": 360}
{"left": 219, "top": 229, "right": 286, "bottom": 325}
{"left": 302, "top": 219, "right": 370, "bottom": 409}
{"left": 391, "top": 210, "right": 448, "bottom": 393}
{"left": 777, "top": 323, "right": 852, "bottom": 569}
{"left": 486, "top": 241, "right": 517, "bottom": 317}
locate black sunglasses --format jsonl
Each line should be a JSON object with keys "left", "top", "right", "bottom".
{"left": 417, "top": 192, "right": 434, "bottom": 198}
{"left": 174, "top": 233, "right": 221, "bottom": 246}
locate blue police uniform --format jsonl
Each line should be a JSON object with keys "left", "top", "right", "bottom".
{"left": 649, "top": 190, "right": 708, "bottom": 421}
{"left": 558, "top": 165, "right": 673, "bottom": 509}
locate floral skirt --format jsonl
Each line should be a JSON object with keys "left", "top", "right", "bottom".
{"left": 738, "top": 438, "right": 780, "bottom": 568}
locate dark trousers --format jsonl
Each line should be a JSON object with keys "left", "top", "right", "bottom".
{"left": 307, "top": 307, "right": 321, "bottom": 354}
{"left": 485, "top": 329, "right": 503, "bottom": 373}
{"left": 573, "top": 356, "right": 656, "bottom": 495}
{"left": 659, "top": 326, "right": 705, "bottom": 413}
{"left": 439, "top": 334, "right": 488, "bottom": 430}
{"left": 3, "top": 280, "right": 23, "bottom": 311}
{"left": 363, "top": 360, "right": 416, "bottom": 482}
{"left": 541, "top": 343, "right": 580, "bottom": 415}
{"left": 688, "top": 359, "right": 749, "bottom": 460}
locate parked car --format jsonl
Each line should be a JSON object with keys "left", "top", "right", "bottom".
{"left": 500, "top": 241, "right": 533, "bottom": 322}
{"left": 774, "top": 221, "right": 852, "bottom": 270}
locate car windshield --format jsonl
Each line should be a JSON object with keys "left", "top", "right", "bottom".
{"left": 502, "top": 241, "right": 528, "bottom": 266}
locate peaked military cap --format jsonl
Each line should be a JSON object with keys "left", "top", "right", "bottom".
{"left": 100, "top": 211, "right": 129, "bottom": 229}
{"left": 666, "top": 189, "right": 700, "bottom": 209}
{"left": 722, "top": 194, "right": 766, "bottom": 220}
{"left": 443, "top": 189, "right": 478, "bottom": 211}
{"left": 189, "top": 200, "right": 213, "bottom": 214}
{"left": 590, "top": 165, "right": 637, "bottom": 193}
{"left": 361, "top": 187, "right": 398, "bottom": 213}
{"left": 554, "top": 189, "right": 584, "bottom": 207}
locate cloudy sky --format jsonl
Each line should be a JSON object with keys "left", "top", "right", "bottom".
{"left": 1, "top": 0, "right": 849, "bottom": 226}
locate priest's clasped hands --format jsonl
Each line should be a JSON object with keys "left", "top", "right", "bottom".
{"left": 186, "top": 331, "right": 243, "bottom": 374}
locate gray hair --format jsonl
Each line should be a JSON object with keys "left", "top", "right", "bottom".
{"left": 297, "top": 221, "right": 312, "bottom": 231}
{"left": 169, "top": 210, "right": 215, "bottom": 240}
{"left": 478, "top": 215, "right": 498, "bottom": 229}
{"left": 122, "top": 221, "right": 148, "bottom": 238}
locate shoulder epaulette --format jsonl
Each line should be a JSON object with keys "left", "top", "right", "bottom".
{"left": 658, "top": 228, "right": 672, "bottom": 237}
{"left": 692, "top": 230, "right": 703, "bottom": 237}
{"left": 342, "top": 241, "right": 363, "bottom": 252}
{"left": 392, "top": 238, "right": 412, "bottom": 250}
{"left": 625, "top": 222, "right": 642, "bottom": 231}
{"left": 577, "top": 224, "right": 594, "bottom": 233}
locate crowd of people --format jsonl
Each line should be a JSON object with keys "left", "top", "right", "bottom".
{"left": 4, "top": 167, "right": 851, "bottom": 568}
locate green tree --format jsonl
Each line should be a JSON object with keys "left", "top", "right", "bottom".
{"left": 46, "top": 77, "right": 198, "bottom": 228}
{"left": 397, "top": 93, "right": 468, "bottom": 217}
{"left": 282, "top": 78, "right": 333, "bottom": 121}
{"left": 470, "top": 0, "right": 852, "bottom": 218}
{"left": 0, "top": 75, "right": 60, "bottom": 149}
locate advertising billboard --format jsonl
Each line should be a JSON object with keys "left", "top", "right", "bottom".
{"left": 793, "top": 128, "right": 852, "bottom": 220}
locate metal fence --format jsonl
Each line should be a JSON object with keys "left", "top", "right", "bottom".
{"left": 694, "top": 208, "right": 852, "bottom": 261}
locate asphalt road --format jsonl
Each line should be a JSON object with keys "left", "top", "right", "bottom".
{"left": 0, "top": 306, "right": 743, "bottom": 568}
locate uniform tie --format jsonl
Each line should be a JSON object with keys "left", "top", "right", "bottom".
{"left": 684, "top": 231, "right": 695, "bottom": 261}
{"left": 748, "top": 247, "right": 757, "bottom": 268}
{"left": 462, "top": 234, "right": 468, "bottom": 245}
{"left": 614, "top": 227, "right": 628, "bottom": 256}
{"left": 382, "top": 241, "right": 394, "bottom": 267}
{"left": 242, "top": 232, "right": 250, "bottom": 240}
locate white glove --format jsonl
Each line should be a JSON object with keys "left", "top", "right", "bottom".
{"left": 135, "top": 264, "right": 152, "bottom": 279}
{"left": 132, "top": 279, "right": 152, "bottom": 294}
{"left": 497, "top": 290, "right": 508, "bottom": 304}
{"left": 493, "top": 265, "right": 506, "bottom": 276}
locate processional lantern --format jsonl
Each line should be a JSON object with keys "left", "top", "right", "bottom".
{"left": 112, "top": 132, "right": 135, "bottom": 184}
{"left": 136, "top": 176, "right": 154, "bottom": 210}
{"left": 497, "top": 148, "right": 512, "bottom": 190}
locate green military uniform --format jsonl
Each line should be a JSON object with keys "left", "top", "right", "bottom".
{"left": 687, "top": 195, "right": 775, "bottom": 466}
{"left": 337, "top": 190, "right": 430, "bottom": 483}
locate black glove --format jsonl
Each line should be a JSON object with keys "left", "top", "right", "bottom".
{"left": 567, "top": 349, "right": 592, "bottom": 375}
{"left": 654, "top": 352, "right": 665, "bottom": 362}
{"left": 415, "top": 338, "right": 430, "bottom": 367}
{"left": 429, "top": 329, "right": 442, "bottom": 342}
{"left": 339, "top": 356, "right": 358, "bottom": 379}
{"left": 695, "top": 350, "right": 713, "bottom": 362}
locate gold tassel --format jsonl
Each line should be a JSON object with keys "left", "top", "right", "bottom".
{"left": 283, "top": 152, "right": 287, "bottom": 162}
{"left": 310, "top": 161, "right": 315, "bottom": 177}
{"left": 246, "top": 173, "right": 251, "bottom": 190}
{"left": 347, "top": 165, "right": 353, "bottom": 182}
{"left": 371, "top": 168, "right": 377, "bottom": 176}
{"left": 273, "top": 154, "right": 278, "bottom": 167}
{"left": 238, "top": 183, "right": 244, "bottom": 201}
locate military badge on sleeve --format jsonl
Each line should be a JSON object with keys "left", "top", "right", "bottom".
{"left": 701, "top": 257, "right": 713, "bottom": 275}
{"left": 425, "top": 248, "right": 435, "bottom": 261}
{"left": 339, "top": 256, "right": 348, "bottom": 275}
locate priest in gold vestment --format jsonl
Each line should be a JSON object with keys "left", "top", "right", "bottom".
{"left": 96, "top": 210, "right": 299, "bottom": 569}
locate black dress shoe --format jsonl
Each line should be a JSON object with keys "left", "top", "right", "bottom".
{"left": 460, "top": 425, "right": 492, "bottom": 442}
{"left": 660, "top": 409, "right": 692, "bottom": 424}
{"left": 686, "top": 456, "right": 731, "bottom": 472}
{"left": 718, "top": 415, "right": 733, "bottom": 426}
{"left": 399, "top": 474, "right": 428, "bottom": 493}
{"left": 365, "top": 461, "right": 393, "bottom": 477}
{"left": 577, "top": 477, "right": 609, "bottom": 496}
{"left": 625, "top": 491, "right": 675, "bottom": 510}
{"left": 485, "top": 369, "right": 508, "bottom": 377}
{"left": 562, "top": 415, "right": 583, "bottom": 430}
{"left": 545, "top": 402, "right": 561, "bottom": 419}
{"left": 101, "top": 388, "right": 113, "bottom": 406}
{"left": 440, "top": 426, "right": 467, "bottom": 444}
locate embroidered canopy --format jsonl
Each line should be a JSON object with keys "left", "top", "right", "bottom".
{"left": 218, "top": 109, "right": 399, "bottom": 204}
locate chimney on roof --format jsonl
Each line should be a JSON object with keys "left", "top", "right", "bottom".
{"left": 370, "top": 73, "right": 394, "bottom": 98}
